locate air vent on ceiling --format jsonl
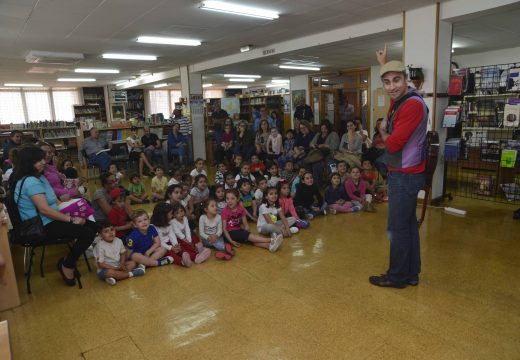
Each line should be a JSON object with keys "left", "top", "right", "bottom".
{"left": 25, "top": 50, "right": 84, "bottom": 65}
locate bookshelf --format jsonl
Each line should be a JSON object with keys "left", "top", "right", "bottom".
{"left": 82, "top": 87, "right": 107, "bottom": 122}
{"left": 238, "top": 95, "right": 284, "bottom": 123}
{"left": 126, "top": 89, "right": 145, "bottom": 120}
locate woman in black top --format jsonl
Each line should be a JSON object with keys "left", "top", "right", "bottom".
{"left": 293, "top": 120, "right": 315, "bottom": 165}
{"left": 234, "top": 121, "right": 255, "bottom": 160}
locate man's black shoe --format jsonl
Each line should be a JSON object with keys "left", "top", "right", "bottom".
{"left": 407, "top": 279, "right": 419, "bottom": 286}
{"left": 369, "top": 275, "right": 406, "bottom": 289}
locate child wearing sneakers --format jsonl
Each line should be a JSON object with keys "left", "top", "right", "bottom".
{"left": 171, "top": 204, "right": 211, "bottom": 264}
{"left": 150, "top": 202, "right": 197, "bottom": 267}
{"left": 278, "top": 182, "right": 309, "bottom": 229}
{"left": 222, "top": 189, "right": 282, "bottom": 252}
{"left": 126, "top": 210, "right": 173, "bottom": 267}
{"left": 345, "top": 166, "right": 376, "bottom": 212}
{"left": 215, "top": 163, "right": 227, "bottom": 185}
{"left": 257, "top": 187, "right": 298, "bottom": 239}
{"left": 93, "top": 221, "right": 145, "bottom": 286}
{"left": 325, "top": 173, "right": 361, "bottom": 213}
{"left": 199, "top": 199, "right": 234, "bottom": 260}
{"left": 237, "top": 178, "right": 257, "bottom": 221}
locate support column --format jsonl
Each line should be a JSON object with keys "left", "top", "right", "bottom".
{"left": 404, "top": 4, "right": 453, "bottom": 200}
{"left": 180, "top": 66, "right": 205, "bottom": 160}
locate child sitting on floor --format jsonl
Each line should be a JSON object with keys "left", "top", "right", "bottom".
{"left": 215, "top": 163, "right": 227, "bottom": 185}
{"left": 254, "top": 177, "right": 268, "bottom": 203}
{"left": 150, "top": 202, "right": 194, "bottom": 267}
{"left": 190, "top": 174, "right": 210, "bottom": 217}
{"left": 345, "top": 166, "right": 376, "bottom": 212}
{"left": 250, "top": 154, "right": 266, "bottom": 178}
{"left": 336, "top": 160, "right": 349, "bottom": 184}
{"left": 128, "top": 174, "right": 149, "bottom": 204}
{"left": 290, "top": 167, "right": 307, "bottom": 198}
{"left": 278, "top": 182, "right": 309, "bottom": 229}
{"left": 324, "top": 173, "right": 361, "bottom": 214}
{"left": 199, "top": 198, "right": 234, "bottom": 260}
{"left": 232, "top": 154, "right": 243, "bottom": 176}
{"left": 126, "top": 210, "right": 173, "bottom": 268}
{"left": 171, "top": 204, "right": 211, "bottom": 264}
{"left": 238, "top": 178, "right": 257, "bottom": 221}
{"left": 168, "top": 168, "right": 182, "bottom": 186}
{"left": 222, "top": 189, "right": 282, "bottom": 252}
{"left": 361, "top": 159, "right": 377, "bottom": 195}
{"left": 235, "top": 162, "right": 256, "bottom": 185}
{"left": 294, "top": 172, "right": 327, "bottom": 219}
{"left": 224, "top": 172, "right": 236, "bottom": 190}
{"left": 257, "top": 186, "right": 297, "bottom": 239}
{"left": 265, "top": 162, "right": 282, "bottom": 187}
{"left": 280, "top": 160, "right": 296, "bottom": 185}
{"left": 93, "top": 221, "right": 145, "bottom": 286}
{"left": 213, "top": 184, "right": 226, "bottom": 215}
{"left": 108, "top": 187, "right": 133, "bottom": 240}
{"left": 151, "top": 166, "right": 168, "bottom": 202}
{"left": 108, "top": 163, "right": 124, "bottom": 186}
{"left": 190, "top": 158, "right": 207, "bottom": 178}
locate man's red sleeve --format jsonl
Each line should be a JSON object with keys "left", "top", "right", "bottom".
{"left": 385, "top": 100, "right": 425, "bottom": 154}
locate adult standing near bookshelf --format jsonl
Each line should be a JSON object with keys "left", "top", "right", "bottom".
{"left": 141, "top": 126, "right": 168, "bottom": 169}
{"left": 293, "top": 99, "right": 314, "bottom": 135}
{"left": 172, "top": 109, "right": 193, "bottom": 164}
{"left": 369, "top": 44, "right": 428, "bottom": 289}
{"left": 79, "top": 127, "right": 112, "bottom": 172}
{"left": 2, "top": 130, "right": 22, "bottom": 164}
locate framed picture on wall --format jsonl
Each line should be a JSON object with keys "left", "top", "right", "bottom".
{"left": 292, "top": 90, "right": 306, "bottom": 110}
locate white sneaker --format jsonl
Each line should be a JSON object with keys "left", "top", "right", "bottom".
{"left": 289, "top": 226, "right": 299, "bottom": 234}
{"left": 323, "top": 209, "right": 327, "bottom": 215}
{"left": 137, "top": 264, "right": 146, "bottom": 273}
{"left": 305, "top": 213, "right": 314, "bottom": 220}
{"left": 105, "top": 277, "right": 117, "bottom": 286}
{"left": 328, "top": 208, "right": 337, "bottom": 215}
{"left": 269, "top": 233, "right": 284, "bottom": 252}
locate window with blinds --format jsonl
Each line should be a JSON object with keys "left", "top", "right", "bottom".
{"left": 148, "top": 90, "right": 171, "bottom": 116}
{"left": 170, "top": 90, "right": 182, "bottom": 108}
{"left": 0, "top": 88, "right": 80, "bottom": 123}
{"left": 203, "top": 89, "right": 224, "bottom": 99}
{"left": 53, "top": 89, "right": 80, "bottom": 121}
{"left": 0, "top": 91, "right": 25, "bottom": 124}
{"left": 25, "top": 90, "right": 52, "bottom": 121}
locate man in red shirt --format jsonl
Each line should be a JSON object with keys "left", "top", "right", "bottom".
{"left": 369, "top": 56, "right": 428, "bottom": 288}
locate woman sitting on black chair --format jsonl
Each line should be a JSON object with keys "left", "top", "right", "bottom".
{"left": 13, "top": 145, "right": 97, "bottom": 287}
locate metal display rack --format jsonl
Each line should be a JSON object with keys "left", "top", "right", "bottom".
{"left": 445, "top": 63, "right": 520, "bottom": 204}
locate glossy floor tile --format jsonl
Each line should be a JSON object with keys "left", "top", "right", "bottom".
{"left": 1, "top": 193, "right": 520, "bottom": 359}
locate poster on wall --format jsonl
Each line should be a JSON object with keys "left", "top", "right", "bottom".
{"left": 220, "top": 97, "right": 240, "bottom": 119}
{"left": 283, "top": 94, "right": 291, "bottom": 114}
{"left": 292, "top": 90, "right": 306, "bottom": 110}
{"left": 189, "top": 94, "right": 204, "bottom": 117}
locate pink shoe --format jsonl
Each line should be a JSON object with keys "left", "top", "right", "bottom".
{"left": 195, "top": 248, "right": 211, "bottom": 264}
{"left": 215, "top": 251, "right": 232, "bottom": 261}
{"left": 224, "top": 243, "right": 235, "bottom": 256}
{"left": 181, "top": 252, "right": 192, "bottom": 267}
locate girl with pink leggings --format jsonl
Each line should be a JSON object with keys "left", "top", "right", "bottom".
{"left": 324, "top": 173, "right": 362, "bottom": 213}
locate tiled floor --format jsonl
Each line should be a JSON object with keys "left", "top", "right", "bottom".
{"left": 1, "top": 193, "right": 520, "bottom": 359}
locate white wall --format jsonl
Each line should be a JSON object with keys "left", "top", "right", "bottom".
{"left": 452, "top": 47, "right": 520, "bottom": 68}
{"left": 370, "top": 65, "right": 382, "bottom": 137}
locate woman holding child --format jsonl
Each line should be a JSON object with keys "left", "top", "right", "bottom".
{"left": 13, "top": 145, "right": 97, "bottom": 287}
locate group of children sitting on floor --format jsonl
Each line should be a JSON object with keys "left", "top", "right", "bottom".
{"left": 94, "top": 155, "right": 386, "bottom": 286}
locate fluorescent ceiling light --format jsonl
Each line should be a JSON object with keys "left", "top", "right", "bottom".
{"left": 154, "top": 83, "right": 168, "bottom": 88}
{"left": 137, "top": 36, "right": 201, "bottom": 46}
{"left": 271, "top": 79, "right": 289, "bottom": 84}
{"left": 266, "top": 83, "right": 285, "bottom": 88}
{"left": 75, "top": 68, "right": 119, "bottom": 74}
{"left": 279, "top": 65, "right": 320, "bottom": 71}
{"left": 199, "top": 1, "right": 279, "bottom": 20}
{"left": 115, "top": 80, "right": 128, "bottom": 85}
{"left": 57, "top": 78, "right": 96, "bottom": 82}
{"left": 203, "top": 83, "right": 213, "bottom": 88}
{"left": 229, "top": 78, "right": 255, "bottom": 82}
{"left": 224, "top": 74, "right": 261, "bottom": 78}
{"left": 102, "top": 53, "right": 157, "bottom": 61}
{"left": 4, "top": 83, "right": 43, "bottom": 87}
{"left": 227, "top": 84, "right": 247, "bottom": 89}
{"left": 321, "top": 79, "right": 329, "bottom": 82}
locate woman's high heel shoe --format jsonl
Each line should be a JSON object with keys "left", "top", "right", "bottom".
{"left": 56, "top": 258, "right": 76, "bottom": 287}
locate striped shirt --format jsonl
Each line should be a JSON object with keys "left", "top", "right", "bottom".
{"left": 174, "top": 116, "right": 193, "bottom": 136}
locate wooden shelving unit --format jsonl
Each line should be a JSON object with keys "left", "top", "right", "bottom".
{"left": 82, "top": 87, "right": 107, "bottom": 122}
